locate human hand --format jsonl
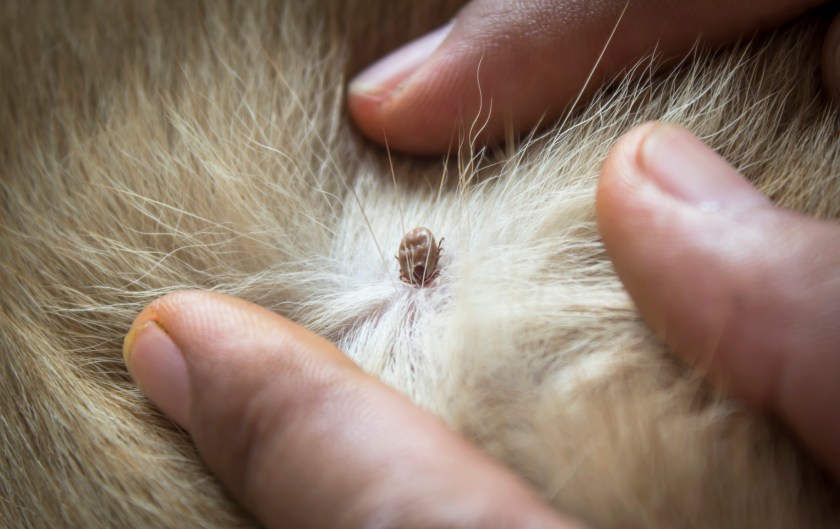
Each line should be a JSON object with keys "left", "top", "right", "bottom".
{"left": 597, "top": 121, "right": 840, "bottom": 480}
{"left": 347, "top": 0, "right": 830, "bottom": 155}
{"left": 122, "top": 291, "right": 584, "bottom": 529}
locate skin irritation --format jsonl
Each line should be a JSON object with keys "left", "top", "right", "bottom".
{"left": 397, "top": 226, "right": 443, "bottom": 287}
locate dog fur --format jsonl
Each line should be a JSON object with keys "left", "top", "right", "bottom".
{"left": 1, "top": 0, "right": 839, "bottom": 527}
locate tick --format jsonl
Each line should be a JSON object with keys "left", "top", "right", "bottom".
{"left": 397, "top": 226, "right": 443, "bottom": 287}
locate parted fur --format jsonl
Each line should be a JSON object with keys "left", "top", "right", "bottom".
{"left": 1, "top": 1, "right": 839, "bottom": 527}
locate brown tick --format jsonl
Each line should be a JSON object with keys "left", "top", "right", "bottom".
{"left": 397, "top": 226, "right": 442, "bottom": 287}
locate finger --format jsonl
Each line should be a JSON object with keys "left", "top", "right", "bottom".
{"left": 597, "top": 122, "right": 840, "bottom": 480}
{"left": 348, "top": 0, "right": 823, "bottom": 155}
{"left": 123, "top": 291, "right": 581, "bottom": 529}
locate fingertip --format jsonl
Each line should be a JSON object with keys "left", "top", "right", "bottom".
{"left": 597, "top": 121, "right": 663, "bottom": 225}
{"left": 347, "top": 90, "right": 385, "bottom": 144}
{"left": 123, "top": 292, "right": 180, "bottom": 376}
{"left": 348, "top": 22, "right": 459, "bottom": 154}
{"left": 348, "top": 21, "right": 454, "bottom": 98}
{"left": 125, "top": 320, "right": 190, "bottom": 428}
{"left": 124, "top": 290, "right": 363, "bottom": 430}
{"left": 348, "top": 64, "right": 468, "bottom": 155}
{"left": 122, "top": 290, "right": 236, "bottom": 429}
{"left": 596, "top": 122, "right": 685, "bottom": 287}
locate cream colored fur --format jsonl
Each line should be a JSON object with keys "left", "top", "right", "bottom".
{"left": 1, "top": 1, "right": 839, "bottom": 527}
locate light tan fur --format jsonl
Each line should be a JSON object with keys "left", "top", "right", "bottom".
{"left": 1, "top": 1, "right": 838, "bottom": 527}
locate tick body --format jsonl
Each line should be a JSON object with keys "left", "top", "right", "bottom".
{"left": 397, "top": 226, "right": 442, "bottom": 287}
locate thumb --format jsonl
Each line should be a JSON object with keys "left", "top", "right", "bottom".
{"left": 597, "top": 122, "right": 840, "bottom": 480}
{"left": 123, "top": 291, "right": 581, "bottom": 529}
{"left": 348, "top": 0, "right": 821, "bottom": 155}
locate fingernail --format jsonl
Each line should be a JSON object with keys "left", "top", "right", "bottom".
{"left": 124, "top": 320, "right": 190, "bottom": 428}
{"left": 349, "top": 21, "right": 454, "bottom": 97}
{"left": 639, "top": 123, "right": 769, "bottom": 212}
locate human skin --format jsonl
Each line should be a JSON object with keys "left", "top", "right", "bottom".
{"left": 347, "top": 0, "right": 830, "bottom": 155}
{"left": 123, "top": 2, "right": 840, "bottom": 528}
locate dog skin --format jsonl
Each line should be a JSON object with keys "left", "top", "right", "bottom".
{"left": 1, "top": 1, "right": 839, "bottom": 527}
